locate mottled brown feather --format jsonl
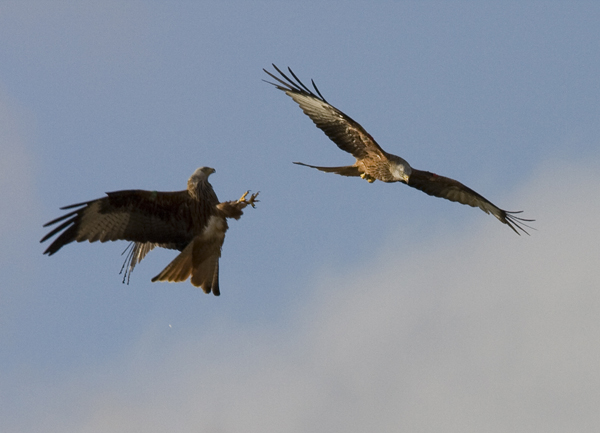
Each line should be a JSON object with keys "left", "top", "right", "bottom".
{"left": 264, "top": 65, "right": 386, "bottom": 160}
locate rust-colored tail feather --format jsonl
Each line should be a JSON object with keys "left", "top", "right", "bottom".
{"left": 152, "top": 242, "right": 194, "bottom": 284}
{"left": 191, "top": 257, "right": 220, "bottom": 295}
{"left": 152, "top": 238, "right": 221, "bottom": 295}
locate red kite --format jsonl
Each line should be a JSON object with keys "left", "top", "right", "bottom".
{"left": 265, "top": 65, "right": 532, "bottom": 234}
{"left": 41, "top": 167, "right": 258, "bottom": 295}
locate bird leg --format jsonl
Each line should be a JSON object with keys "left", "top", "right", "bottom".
{"left": 237, "top": 191, "right": 260, "bottom": 208}
{"left": 238, "top": 190, "right": 249, "bottom": 201}
{"left": 360, "top": 173, "right": 376, "bottom": 183}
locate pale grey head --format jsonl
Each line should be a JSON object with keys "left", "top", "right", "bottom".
{"left": 188, "top": 166, "right": 216, "bottom": 192}
{"left": 191, "top": 166, "right": 216, "bottom": 180}
{"left": 388, "top": 155, "right": 412, "bottom": 183}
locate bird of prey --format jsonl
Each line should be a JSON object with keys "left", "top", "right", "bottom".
{"left": 264, "top": 65, "right": 533, "bottom": 235}
{"left": 41, "top": 167, "right": 259, "bottom": 295}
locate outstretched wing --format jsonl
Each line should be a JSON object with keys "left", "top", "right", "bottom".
{"left": 408, "top": 169, "right": 534, "bottom": 235}
{"left": 264, "top": 64, "right": 386, "bottom": 160}
{"left": 41, "top": 189, "right": 195, "bottom": 255}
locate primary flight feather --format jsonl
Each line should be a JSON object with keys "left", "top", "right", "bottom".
{"left": 41, "top": 167, "right": 258, "bottom": 295}
{"left": 264, "top": 65, "right": 533, "bottom": 234}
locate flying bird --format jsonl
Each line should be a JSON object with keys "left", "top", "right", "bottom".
{"left": 264, "top": 65, "right": 533, "bottom": 234}
{"left": 41, "top": 167, "right": 259, "bottom": 295}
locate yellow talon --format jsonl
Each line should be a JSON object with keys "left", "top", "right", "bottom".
{"left": 248, "top": 191, "right": 260, "bottom": 208}
{"left": 360, "top": 172, "right": 375, "bottom": 183}
{"left": 238, "top": 191, "right": 259, "bottom": 208}
{"left": 238, "top": 190, "right": 250, "bottom": 202}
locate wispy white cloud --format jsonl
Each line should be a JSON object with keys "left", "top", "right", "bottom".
{"left": 17, "top": 155, "right": 600, "bottom": 433}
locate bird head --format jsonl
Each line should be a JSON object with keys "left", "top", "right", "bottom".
{"left": 390, "top": 158, "right": 412, "bottom": 184}
{"left": 191, "top": 166, "right": 216, "bottom": 181}
{"left": 188, "top": 167, "right": 216, "bottom": 192}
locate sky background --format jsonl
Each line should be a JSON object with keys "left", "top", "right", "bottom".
{"left": 2, "top": 2, "right": 600, "bottom": 432}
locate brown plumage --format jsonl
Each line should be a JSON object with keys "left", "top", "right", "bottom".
{"left": 41, "top": 167, "right": 258, "bottom": 295}
{"left": 264, "top": 65, "right": 533, "bottom": 234}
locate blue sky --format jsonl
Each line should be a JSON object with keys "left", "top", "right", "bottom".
{"left": 2, "top": 2, "right": 600, "bottom": 432}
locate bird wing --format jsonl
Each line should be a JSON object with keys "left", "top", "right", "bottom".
{"left": 41, "top": 190, "right": 197, "bottom": 255}
{"left": 119, "top": 241, "right": 183, "bottom": 285}
{"left": 408, "top": 169, "right": 533, "bottom": 235}
{"left": 264, "top": 64, "right": 386, "bottom": 160}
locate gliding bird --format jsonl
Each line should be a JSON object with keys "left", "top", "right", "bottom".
{"left": 264, "top": 65, "right": 533, "bottom": 234}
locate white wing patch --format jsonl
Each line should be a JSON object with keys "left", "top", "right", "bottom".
{"left": 201, "top": 215, "right": 227, "bottom": 242}
{"left": 287, "top": 91, "right": 333, "bottom": 118}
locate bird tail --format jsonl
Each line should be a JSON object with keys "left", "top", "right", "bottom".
{"left": 152, "top": 237, "right": 221, "bottom": 295}
{"left": 293, "top": 162, "right": 361, "bottom": 177}
{"left": 191, "top": 257, "right": 220, "bottom": 296}
{"left": 152, "top": 242, "right": 194, "bottom": 284}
